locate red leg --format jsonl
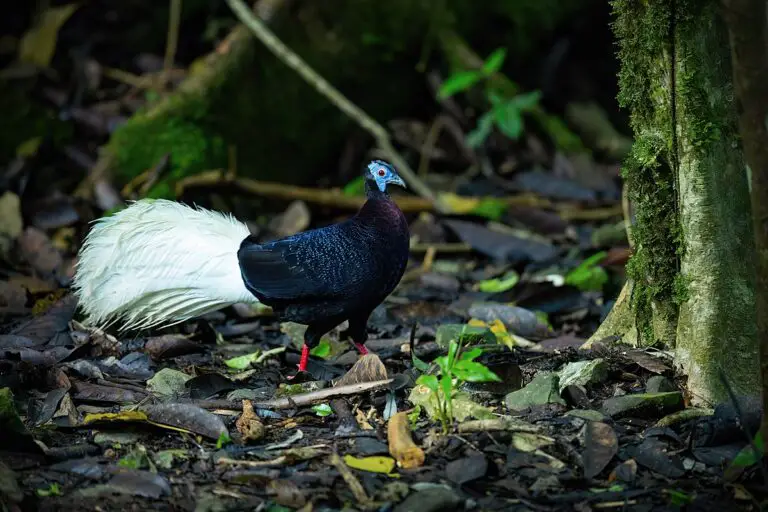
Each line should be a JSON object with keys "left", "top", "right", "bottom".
{"left": 297, "top": 344, "right": 310, "bottom": 372}
{"left": 354, "top": 342, "right": 368, "bottom": 355}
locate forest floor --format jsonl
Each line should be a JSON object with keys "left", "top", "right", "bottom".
{"left": 1, "top": 2, "right": 766, "bottom": 511}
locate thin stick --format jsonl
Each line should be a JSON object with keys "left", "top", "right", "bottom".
{"left": 224, "top": 0, "right": 446, "bottom": 212}
{"left": 162, "top": 0, "right": 182, "bottom": 89}
{"left": 187, "top": 378, "right": 393, "bottom": 411}
{"left": 329, "top": 452, "right": 371, "bottom": 506}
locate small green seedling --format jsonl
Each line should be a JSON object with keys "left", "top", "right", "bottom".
{"left": 415, "top": 327, "right": 500, "bottom": 433}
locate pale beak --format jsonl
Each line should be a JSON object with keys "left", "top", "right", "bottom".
{"left": 390, "top": 175, "right": 407, "bottom": 189}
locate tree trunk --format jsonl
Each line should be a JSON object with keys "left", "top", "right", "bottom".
{"left": 589, "top": 0, "right": 758, "bottom": 405}
{"left": 720, "top": 0, "right": 768, "bottom": 439}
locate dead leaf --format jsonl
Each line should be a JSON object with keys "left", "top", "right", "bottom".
{"left": 144, "top": 334, "right": 204, "bottom": 361}
{"left": 0, "top": 281, "right": 28, "bottom": 314}
{"left": 268, "top": 479, "right": 307, "bottom": 509}
{"left": 582, "top": 421, "right": 618, "bottom": 479}
{"left": 624, "top": 350, "right": 671, "bottom": 374}
{"left": 335, "top": 353, "right": 388, "bottom": 387}
{"left": 18, "top": 3, "right": 80, "bottom": 68}
{"left": 17, "top": 227, "right": 63, "bottom": 277}
{"left": 236, "top": 400, "right": 265, "bottom": 443}
{"left": 387, "top": 411, "right": 425, "bottom": 469}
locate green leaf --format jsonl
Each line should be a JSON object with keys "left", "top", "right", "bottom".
{"left": 216, "top": 431, "right": 231, "bottom": 449}
{"left": 565, "top": 251, "right": 609, "bottom": 291}
{"left": 469, "top": 198, "right": 507, "bottom": 221}
{"left": 416, "top": 374, "right": 439, "bottom": 393}
{"left": 478, "top": 270, "right": 520, "bottom": 293}
{"left": 224, "top": 351, "right": 261, "bottom": 370}
{"left": 731, "top": 432, "right": 764, "bottom": 467}
{"left": 310, "top": 339, "right": 331, "bottom": 358}
{"left": 312, "top": 403, "right": 333, "bottom": 417}
{"left": 493, "top": 102, "right": 524, "bottom": 140}
{"left": 438, "top": 70, "right": 483, "bottom": 98}
{"left": 459, "top": 347, "right": 483, "bottom": 363}
{"left": 452, "top": 360, "right": 502, "bottom": 382}
{"left": 36, "top": 483, "right": 61, "bottom": 497}
{"left": 342, "top": 176, "right": 365, "bottom": 196}
{"left": 440, "top": 375, "right": 453, "bottom": 401}
{"left": 434, "top": 355, "right": 450, "bottom": 377}
{"left": 481, "top": 48, "right": 507, "bottom": 75}
{"left": 510, "top": 90, "right": 542, "bottom": 111}
{"left": 466, "top": 111, "right": 495, "bottom": 148}
{"left": 411, "top": 350, "right": 430, "bottom": 372}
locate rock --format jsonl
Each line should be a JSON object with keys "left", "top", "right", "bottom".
{"left": 558, "top": 359, "right": 608, "bottom": 392}
{"left": 601, "top": 392, "right": 683, "bottom": 419}
{"left": 645, "top": 375, "right": 676, "bottom": 393}
{"left": 394, "top": 487, "right": 462, "bottom": 512}
{"left": 565, "top": 409, "right": 609, "bottom": 422}
{"left": 445, "top": 454, "right": 488, "bottom": 485}
{"left": 505, "top": 372, "right": 566, "bottom": 411}
{"left": 435, "top": 324, "right": 495, "bottom": 349}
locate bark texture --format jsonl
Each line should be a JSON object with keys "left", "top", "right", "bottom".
{"left": 721, "top": 0, "right": 768, "bottom": 435}
{"left": 600, "top": 0, "right": 758, "bottom": 405}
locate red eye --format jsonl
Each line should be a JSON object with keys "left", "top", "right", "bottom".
{"left": 377, "top": 169, "right": 386, "bottom": 177}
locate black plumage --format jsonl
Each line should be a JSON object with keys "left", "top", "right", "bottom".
{"left": 236, "top": 161, "right": 409, "bottom": 372}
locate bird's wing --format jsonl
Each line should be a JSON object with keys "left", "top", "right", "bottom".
{"left": 237, "top": 222, "right": 376, "bottom": 301}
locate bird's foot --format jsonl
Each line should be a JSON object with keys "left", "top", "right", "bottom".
{"left": 354, "top": 342, "right": 369, "bottom": 355}
{"left": 287, "top": 345, "right": 310, "bottom": 380}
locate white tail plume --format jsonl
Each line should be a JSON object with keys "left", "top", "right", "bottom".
{"left": 72, "top": 199, "right": 258, "bottom": 331}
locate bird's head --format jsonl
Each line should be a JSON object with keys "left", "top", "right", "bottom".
{"left": 366, "top": 160, "right": 406, "bottom": 193}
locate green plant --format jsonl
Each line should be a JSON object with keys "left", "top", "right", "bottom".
{"left": 36, "top": 483, "right": 61, "bottom": 497}
{"left": 437, "top": 48, "right": 542, "bottom": 148}
{"left": 414, "top": 330, "right": 501, "bottom": 433}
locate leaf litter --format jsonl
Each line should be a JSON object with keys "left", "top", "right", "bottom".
{"left": 0, "top": 4, "right": 759, "bottom": 511}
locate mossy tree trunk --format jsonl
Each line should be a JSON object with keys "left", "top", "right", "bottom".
{"left": 589, "top": 0, "right": 757, "bottom": 405}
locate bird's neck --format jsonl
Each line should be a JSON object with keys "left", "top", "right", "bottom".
{"left": 364, "top": 179, "right": 388, "bottom": 200}
{"left": 355, "top": 180, "right": 405, "bottom": 231}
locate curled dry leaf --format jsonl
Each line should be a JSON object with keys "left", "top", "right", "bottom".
{"left": 387, "top": 411, "right": 425, "bottom": 469}
{"left": 582, "top": 421, "right": 618, "bottom": 479}
{"left": 236, "top": 400, "right": 266, "bottom": 443}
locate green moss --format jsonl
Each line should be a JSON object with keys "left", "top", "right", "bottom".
{"left": 611, "top": 0, "right": 683, "bottom": 347}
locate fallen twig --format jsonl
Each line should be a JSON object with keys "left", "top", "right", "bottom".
{"left": 225, "top": 0, "right": 446, "bottom": 212}
{"left": 187, "top": 378, "right": 393, "bottom": 411}
{"left": 329, "top": 452, "right": 371, "bottom": 506}
{"left": 457, "top": 417, "right": 542, "bottom": 434}
{"left": 176, "top": 169, "right": 616, "bottom": 220}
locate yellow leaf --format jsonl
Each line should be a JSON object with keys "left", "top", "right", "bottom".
{"left": 437, "top": 192, "right": 480, "bottom": 214}
{"left": 16, "top": 137, "right": 42, "bottom": 158}
{"left": 83, "top": 410, "right": 148, "bottom": 424}
{"left": 18, "top": 4, "right": 80, "bottom": 68}
{"left": 487, "top": 318, "right": 508, "bottom": 335}
{"left": 343, "top": 454, "right": 397, "bottom": 475}
{"left": 467, "top": 318, "right": 487, "bottom": 328}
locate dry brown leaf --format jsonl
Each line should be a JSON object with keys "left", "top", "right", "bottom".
{"left": 236, "top": 400, "right": 265, "bottom": 442}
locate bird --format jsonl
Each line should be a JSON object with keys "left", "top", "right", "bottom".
{"left": 72, "top": 160, "right": 410, "bottom": 374}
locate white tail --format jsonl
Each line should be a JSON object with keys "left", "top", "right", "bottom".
{"left": 72, "top": 199, "right": 258, "bottom": 331}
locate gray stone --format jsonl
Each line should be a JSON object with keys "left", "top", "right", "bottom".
{"left": 601, "top": 392, "right": 683, "bottom": 419}
{"left": 645, "top": 375, "right": 676, "bottom": 393}
{"left": 558, "top": 359, "right": 608, "bottom": 392}
{"left": 505, "top": 372, "right": 566, "bottom": 411}
{"left": 565, "top": 409, "right": 609, "bottom": 422}
{"left": 394, "top": 487, "right": 462, "bottom": 512}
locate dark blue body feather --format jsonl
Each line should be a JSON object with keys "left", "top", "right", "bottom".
{"left": 237, "top": 180, "right": 409, "bottom": 348}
